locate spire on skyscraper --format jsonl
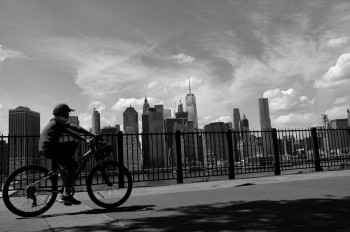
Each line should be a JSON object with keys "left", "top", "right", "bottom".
{"left": 189, "top": 77, "right": 191, "bottom": 94}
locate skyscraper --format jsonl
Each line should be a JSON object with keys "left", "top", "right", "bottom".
{"left": 9, "top": 106, "right": 40, "bottom": 172}
{"left": 123, "top": 106, "right": 141, "bottom": 170}
{"left": 258, "top": 98, "right": 272, "bottom": 130}
{"left": 185, "top": 78, "right": 198, "bottom": 129}
{"left": 258, "top": 98, "right": 273, "bottom": 155}
{"left": 92, "top": 108, "right": 100, "bottom": 134}
{"left": 347, "top": 109, "right": 350, "bottom": 127}
{"left": 240, "top": 114, "right": 249, "bottom": 132}
{"left": 68, "top": 116, "right": 79, "bottom": 126}
{"left": 123, "top": 106, "right": 139, "bottom": 133}
{"left": 233, "top": 108, "right": 241, "bottom": 131}
{"left": 142, "top": 100, "right": 165, "bottom": 168}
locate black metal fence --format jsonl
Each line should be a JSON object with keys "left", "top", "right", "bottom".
{"left": 1, "top": 128, "right": 350, "bottom": 190}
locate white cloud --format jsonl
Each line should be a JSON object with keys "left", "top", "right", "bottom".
{"left": 0, "top": 44, "right": 26, "bottom": 65}
{"left": 212, "top": 116, "right": 231, "bottom": 123}
{"left": 273, "top": 113, "right": 318, "bottom": 129}
{"left": 111, "top": 97, "right": 149, "bottom": 111}
{"left": 325, "top": 104, "right": 350, "bottom": 120}
{"left": 171, "top": 53, "right": 195, "bottom": 64}
{"left": 87, "top": 101, "right": 106, "bottom": 112}
{"left": 314, "top": 53, "right": 350, "bottom": 88}
{"left": 334, "top": 96, "right": 349, "bottom": 105}
{"left": 327, "top": 36, "right": 349, "bottom": 48}
{"left": 147, "top": 81, "right": 158, "bottom": 89}
{"left": 263, "top": 88, "right": 315, "bottom": 112}
{"left": 78, "top": 112, "right": 92, "bottom": 130}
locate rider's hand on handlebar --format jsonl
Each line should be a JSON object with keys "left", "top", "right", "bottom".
{"left": 93, "top": 134, "right": 103, "bottom": 141}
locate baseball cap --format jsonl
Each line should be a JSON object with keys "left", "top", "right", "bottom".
{"left": 53, "top": 103, "right": 75, "bottom": 113}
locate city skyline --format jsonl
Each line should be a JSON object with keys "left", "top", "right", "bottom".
{"left": 1, "top": 1, "right": 350, "bottom": 134}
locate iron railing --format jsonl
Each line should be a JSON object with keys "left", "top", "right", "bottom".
{"left": 1, "top": 128, "right": 350, "bottom": 190}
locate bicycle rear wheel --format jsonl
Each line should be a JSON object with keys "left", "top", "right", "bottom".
{"left": 2, "top": 165, "right": 58, "bottom": 217}
{"left": 86, "top": 161, "right": 133, "bottom": 209}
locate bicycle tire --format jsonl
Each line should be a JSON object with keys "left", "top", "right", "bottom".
{"left": 2, "top": 165, "right": 58, "bottom": 217}
{"left": 86, "top": 161, "right": 133, "bottom": 209}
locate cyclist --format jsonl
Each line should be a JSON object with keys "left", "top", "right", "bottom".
{"left": 39, "top": 103, "right": 98, "bottom": 205}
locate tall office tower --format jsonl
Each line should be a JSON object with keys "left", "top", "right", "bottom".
{"left": 0, "top": 140, "right": 9, "bottom": 176}
{"left": 142, "top": 103, "right": 165, "bottom": 168}
{"left": 258, "top": 98, "right": 272, "bottom": 155}
{"left": 185, "top": 79, "right": 198, "bottom": 129}
{"left": 258, "top": 98, "right": 272, "bottom": 130}
{"left": 163, "top": 109, "right": 172, "bottom": 119}
{"left": 68, "top": 116, "right": 79, "bottom": 125}
{"left": 123, "top": 106, "right": 139, "bottom": 133}
{"left": 92, "top": 108, "right": 100, "bottom": 134}
{"left": 321, "top": 114, "right": 331, "bottom": 129}
{"left": 175, "top": 100, "right": 188, "bottom": 124}
{"left": 347, "top": 109, "right": 350, "bottom": 127}
{"left": 240, "top": 114, "right": 249, "bottom": 132}
{"left": 9, "top": 106, "right": 40, "bottom": 172}
{"left": 233, "top": 108, "right": 241, "bottom": 131}
{"left": 100, "top": 125, "right": 120, "bottom": 162}
{"left": 203, "top": 122, "right": 230, "bottom": 166}
{"left": 143, "top": 97, "right": 150, "bottom": 114}
{"left": 123, "top": 107, "right": 141, "bottom": 170}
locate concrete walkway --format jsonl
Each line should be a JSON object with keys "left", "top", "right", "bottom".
{"left": 1, "top": 169, "right": 350, "bottom": 231}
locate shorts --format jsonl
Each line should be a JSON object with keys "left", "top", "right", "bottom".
{"left": 40, "top": 141, "right": 79, "bottom": 171}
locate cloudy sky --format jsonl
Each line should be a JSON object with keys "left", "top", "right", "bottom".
{"left": 1, "top": 0, "right": 350, "bottom": 134}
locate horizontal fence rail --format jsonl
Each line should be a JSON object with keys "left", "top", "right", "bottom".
{"left": 1, "top": 128, "right": 350, "bottom": 190}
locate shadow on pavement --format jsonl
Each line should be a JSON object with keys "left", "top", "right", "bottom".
{"left": 43, "top": 197, "right": 350, "bottom": 232}
{"left": 42, "top": 204, "right": 155, "bottom": 218}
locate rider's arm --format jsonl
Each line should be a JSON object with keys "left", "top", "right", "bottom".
{"left": 66, "top": 123, "right": 96, "bottom": 138}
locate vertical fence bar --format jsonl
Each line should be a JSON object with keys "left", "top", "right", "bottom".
{"left": 117, "top": 131, "right": 125, "bottom": 188}
{"left": 175, "top": 131, "right": 183, "bottom": 184}
{"left": 226, "top": 130, "right": 235, "bottom": 179}
{"left": 271, "top": 129, "right": 281, "bottom": 175}
{"left": 310, "top": 127, "right": 322, "bottom": 172}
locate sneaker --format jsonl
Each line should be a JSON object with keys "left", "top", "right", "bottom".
{"left": 58, "top": 194, "right": 81, "bottom": 205}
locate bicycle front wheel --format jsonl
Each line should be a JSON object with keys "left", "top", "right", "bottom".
{"left": 2, "top": 165, "right": 58, "bottom": 217}
{"left": 86, "top": 161, "right": 133, "bottom": 209}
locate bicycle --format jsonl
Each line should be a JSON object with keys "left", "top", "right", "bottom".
{"left": 2, "top": 135, "right": 133, "bottom": 217}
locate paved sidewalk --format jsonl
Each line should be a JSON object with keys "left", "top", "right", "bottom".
{"left": 1, "top": 170, "right": 350, "bottom": 232}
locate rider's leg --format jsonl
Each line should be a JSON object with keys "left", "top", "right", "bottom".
{"left": 57, "top": 142, "right": 78, "bottom": 195}
{"left": 63, "top": 170, "right": 76, "bottom": 195}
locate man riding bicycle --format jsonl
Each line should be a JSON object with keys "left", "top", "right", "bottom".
{"left": 39, "top": 103, "right": 98, "bottom": 205}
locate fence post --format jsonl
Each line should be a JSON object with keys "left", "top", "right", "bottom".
{"left": 117, "top": 131, "right": 125, "bottom": 188}
{"left": 226, "top": 129, "right": 235, "bottom": 179}
{"left": 271, "top": 128, "right": 281, "bottom": 176}
{"left": 310, "top": 127, "right": 322, "bottom": 172}
{"left": 175, "top": 130, "right": 183, "bottom": 184}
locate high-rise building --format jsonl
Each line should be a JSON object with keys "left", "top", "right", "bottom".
{"left": 143, "top": 97, "right": 150, "bottom": 114}
{"left": 92, "top": 108, "right": 100, "bottom": 134}
{"left": 233, "top": 108, "right": 241, "bottom": 131}
{"left": 203, "top": 122, "right": 230, "bottom": 166}
{"left": 321, "top": 114, "right": 331, "bottom": 129}
{"left": 100, "top": 125, "right": 120, "bottom": 164}
{"left": 163, "top": 109, "right": 172, "bottom": 119}
{"left": 347, "top": 109, "right": 350, "bottom": 127}
{"left": 330, "top": 119, "right": 348, "bottom": 129}
{"left": 123, "top": 107, "right": 141, "bottom": 170}
{"left": 142, "top": 101, "right": 165, "bottom": 168}
{"left": 258, "top": 98, "right": 273, "bottom": 155}
{"left": 68, "top": 116, "right": 79, "bottom": 126}
{"left": 123, "top": 106, "right": 139, "bottom": 133}
{"left": 259, "top": 98, "right": 272, "bottom": 130}
{"left": 9, "top": 106, "right": 40, "bottom": 172}
{"left": 185, "top": 78, "right": 198, "bottom": 129}
{"left": 240, "top": 114, "right": 249, "bottom": 132}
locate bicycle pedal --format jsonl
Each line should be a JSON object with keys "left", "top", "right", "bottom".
{"left": 63, "top": 203, "right": 72, "bottom": 206}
